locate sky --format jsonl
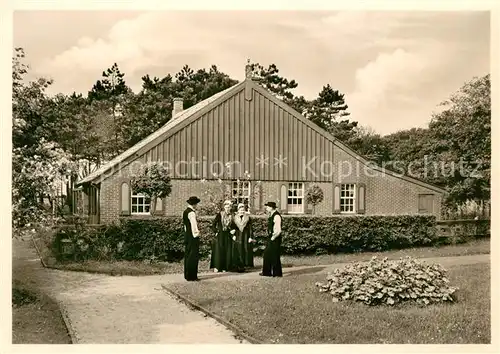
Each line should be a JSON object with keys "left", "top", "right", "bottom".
{"left": 13, "top": 10, "right": 490, "bottom": 135}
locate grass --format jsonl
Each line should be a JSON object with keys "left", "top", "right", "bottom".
{"left": 36, "top": 235, "right": 490, "bottom": 276}
{"left": 12, "top": 237, "right": 72, "bottom": 344}
{"left": 12, "top": 283, "right": 73, "bottom": 344}
{"left": 167, "top": 262, "right": 490, "bottom": 344}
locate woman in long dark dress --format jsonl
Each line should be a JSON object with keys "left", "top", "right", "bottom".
{"left": 210, "top": 200, "right": 236, "bottom": 272}
{"left": 233, "top": 203, "right": 255, "bottom": 270}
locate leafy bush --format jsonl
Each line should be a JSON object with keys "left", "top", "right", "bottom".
{"left": 305, "top": 184, "right": 324, "bottom": 214}
{"left": 50, "top": 214, "right": 438, "bottom": 263}
{"left": 436, "top": 219, "right": 490, "bottom": 245}
{"left": 316, "top": 256, "right": 458, "bottom": 306}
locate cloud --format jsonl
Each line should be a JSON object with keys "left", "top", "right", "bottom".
{"left": 36, "top": 11, "right": 323, "bottom": 94}
{"left": 28, "top": 11, "right": 489, "bottom": 135}
{"left": 346, "top": 46, "right": 447, "bottom": 134}
{"left": 345, "top": 22, "right": 488, "bottom": 136}
{"left": 36, "top": 11, "right": 423, "bottom": 96}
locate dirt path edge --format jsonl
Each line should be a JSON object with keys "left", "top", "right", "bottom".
{"left": 161, "top": 284, "right": 260, "bottom": 344}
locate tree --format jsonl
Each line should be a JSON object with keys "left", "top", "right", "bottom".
{"left": 305, "top": 184, "right": 324, "bottom": 215}
{"left": 88, "top": 63, "right": 128, "bottom": 101}
{"left": 87, "top": 63, "right": 131, "bottom": 156}
{"left": 347, "top": 126, "right": 391, "bottom": 165}
{"left": 12, "top": 139, "right": 76, "bottom": 232}
{"left": 249, "top": 62, "right": 298, "bottom": 105}
{"left": 304, "top": 84, "right": 356, "bottom": 141}
{"left": 12, "top": 48, "right": 55, "bottom": 150}
{"left": 130, "top": 162, "right": 172, "bottom": 215}
{"left": 122, "top": 65, "right": 238, "bottom": 148}
{"left": 427, "top": 74, "right": 490, "bottom": 207}
{"left": 172, "top": 64, "right": 238, "bottom": 108}
{"left": 379, "top": 74, "right": 491, "bottom": 212}
{"left": 12, "top": 48, "right": 77, "bottom": 236}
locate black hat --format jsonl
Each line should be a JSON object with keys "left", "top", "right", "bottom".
{"left": 186, "top": 196, "right": 201, "bottom": 205}
{"left": 264, "top": 201, "right": 277, "bottom": 209}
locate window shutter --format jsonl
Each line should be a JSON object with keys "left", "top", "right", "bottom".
{"left": 304, "top": 182, "right": 313, "bottom": 214}
{"left": 418, "top": 194, "right": 434, "bottom": 214}
{"left": 253, "top": 183, "right": 262, "bottom": 212}
{"left": 357, "top": 183, "right": 366, "bottom": 214}
{"left": 333, "top": 183, "right": 341, "bottom": 214}
{"left": 427, "top": 195, "right": 435, "bottom": 213}
{"left": 280, "top": 184, "right": 288, "bottom": 213}
{"left": 120, "top": 181, "right": 131, "bottom": 216}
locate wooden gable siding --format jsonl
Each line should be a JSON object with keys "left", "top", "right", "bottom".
{"left": 138, "top": 85, "right": 335, "bottom": 181}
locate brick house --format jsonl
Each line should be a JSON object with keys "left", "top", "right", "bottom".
{"left": 76, "top": 65, "right": 445, "bottom": 224}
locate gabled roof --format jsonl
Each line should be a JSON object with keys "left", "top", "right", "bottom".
{"left": 77, "top": 78, "right": 446, "bottom": 194}
{"left": 77, "top": 82, "right": 244, "bottom": 185}
{"left": 249, "top": 82, "right": 446, "bottom": 194}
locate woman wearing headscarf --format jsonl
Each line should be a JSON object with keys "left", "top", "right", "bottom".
{"left": 232, "top": 203, "right": 255, "bottom": 270}
{"left": 210, "top": 200, "right": 236, "bottom": 272}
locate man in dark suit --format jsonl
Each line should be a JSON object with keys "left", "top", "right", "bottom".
{"left": 260, "top": 201, "right": 283, "bottom": 277}
{"left": 183, "top": 196, "right": 201, "bottom": 281}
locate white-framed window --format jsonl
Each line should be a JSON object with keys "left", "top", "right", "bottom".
{"left": 232, "top": 180, "right": 251, "bottom": 205}
{"left": 288, "top": 182, "right": 304, "bottom": 214}
{"left": 340, "top": 184, "right": 356, "bottom": 213}
{"left": 131, "top": 192, "right": 151, "bottom": 214}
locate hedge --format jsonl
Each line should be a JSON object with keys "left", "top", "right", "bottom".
{"left": 51, "top": 214, "right": 439, "bottom": 262}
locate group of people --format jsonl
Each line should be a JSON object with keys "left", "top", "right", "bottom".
{"left": 182, "top": 196, "right": 283, "bottom": 281}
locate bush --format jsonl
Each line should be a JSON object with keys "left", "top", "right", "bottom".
{"left": 436, "top": 219, "right": 490, "bottom": 245}
{"left": 316, "top": 256, "right": 458, "bottom": 306}
{"left": 12, "top": 288, "right": 38, "bottom": 307}
{"left": 50, "top": 214, "right": 438, "bottom": 263}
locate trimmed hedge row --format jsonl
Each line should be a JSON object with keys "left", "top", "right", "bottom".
{"left": 51, "top": 214, "right": 438, "bottom": 262}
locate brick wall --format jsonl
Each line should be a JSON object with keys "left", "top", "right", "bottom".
{"left": 334, "top": 144, "right": 442, "bottom": 218}
{"left": 366, "top": 173, "right": 442, "bottom": 216}
{"left": 97, "top": 145, "right": 443, "bottom": 223}
{"left": 100, "top": 176, "right": 441, "bottom": 223}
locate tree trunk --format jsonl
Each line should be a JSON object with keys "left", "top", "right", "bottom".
{"left": 150, "top": 196, "right": 157, "bottom": 216}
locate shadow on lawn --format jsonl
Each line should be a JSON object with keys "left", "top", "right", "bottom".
{"left": 285, "top": 266, "right": 326, "bottom": 276}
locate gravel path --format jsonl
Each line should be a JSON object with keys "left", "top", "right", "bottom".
{"left": 13, "top": 238, "right": 246, "bottom": 344}
{"left": 13, "top": 237, "right": 489, "bottom": 344}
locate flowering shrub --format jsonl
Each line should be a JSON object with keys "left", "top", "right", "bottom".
{"left": 197, "top": 165, "right": 263, "bottom": 215}
{"left": 316, "top": 256, "right": 458, "bottom": 306}
{"left": 12, "top": 138, "right": 77, "bottom": 237}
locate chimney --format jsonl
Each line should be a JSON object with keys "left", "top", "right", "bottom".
{"left": 172, "top": 97, "right": 183, "bottom": 117}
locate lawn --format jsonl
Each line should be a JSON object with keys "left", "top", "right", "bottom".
{"left": 12, "top": 284, "right": 72, "bottom": 344}
{"left": 12, "top": 237, "right": 72, "bottom": 345}
{"left": 167, "top": 262, "right": 490, "bottom": 344}
{"left": 36, "top": 236, "right": 490, "bottom": 276}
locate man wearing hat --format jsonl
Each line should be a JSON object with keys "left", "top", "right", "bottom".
{"left": 183, "top": 196, "right": 201, "bottom": 281}
{"left": 260, "top": 201, "right": 283, "bottom": 277}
